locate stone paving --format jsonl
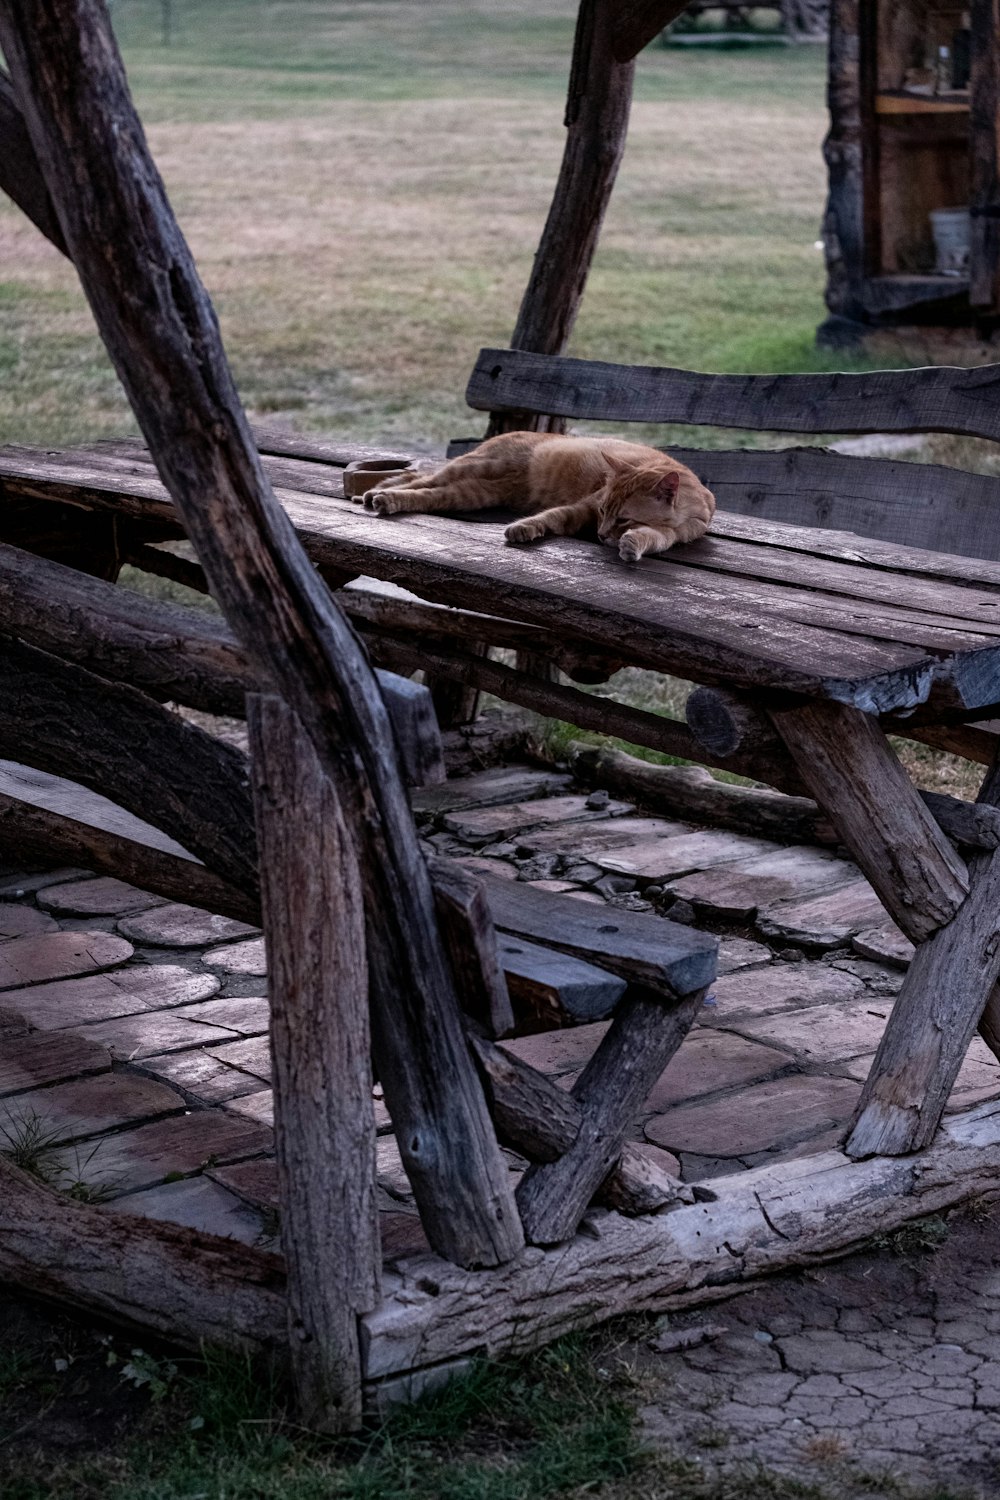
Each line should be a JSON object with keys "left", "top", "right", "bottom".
{"left": 2, "top": 760, "right": 1000, "bottom": 1244}
{"left": 4, "top": 756, "right": 1000, "bottom": 1480}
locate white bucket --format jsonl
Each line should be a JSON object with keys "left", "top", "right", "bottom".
{"left": 930, "top": 207, "right": 971, "bottom": 276}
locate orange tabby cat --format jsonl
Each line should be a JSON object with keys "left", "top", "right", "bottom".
{"left": 363, "top": 432, "right": 715, "bottom": 563}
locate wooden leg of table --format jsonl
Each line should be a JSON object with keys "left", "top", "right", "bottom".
{"left": 769, "top": 700, "right": 969, "bottom": 942}
{"left": 770, "top": 700, "right": 999, "bottom": 1157}
{"left": 847, "top": 847, "right": 1000, "bottom": 1155}
{"left": 428, "top": 641, "right": 487, "bottom": 728}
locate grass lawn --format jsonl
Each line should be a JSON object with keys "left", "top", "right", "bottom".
{"left": 0, "top": 0, "right": 836, "bottom": 449}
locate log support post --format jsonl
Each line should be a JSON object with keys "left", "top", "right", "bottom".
{"left": 514, "top": 987, "right": 705, "bottom": 1244}
{"left": 769, "top": 699, "right": 1000, "bottom": 1158}
{"left": 249, "top": 693, "right": 379, "bottom": 1434}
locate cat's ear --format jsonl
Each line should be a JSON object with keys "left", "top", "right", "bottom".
{"left": 650, "top": 471, "right": 681, "bottom": 504}
{"left": 604, "top": 451, "right": 637, "bottom": 477}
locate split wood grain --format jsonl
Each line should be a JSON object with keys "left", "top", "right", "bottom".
{"left": 0, "top": 65, "right": 65, "bottom": 251}
{"left": 469, "top": 1033, "right": 688, "bottom": 1215}
{"left": 515, "top": 988, "right": 705, "bottom": 1244}
{"left": 0, "top": 0, "right": 521, "bottom": 1272}
{"left": 428, "top": 858, "right": 515, "bottom": 1039}
{"left": 249, "top": 695, "right": 379, "bottom": 1434}
{"left": 770, "top": 699, "right": 969, "bottom": 942}
{"left": 469, "top": 347, "right": 1000, "bottom": 442}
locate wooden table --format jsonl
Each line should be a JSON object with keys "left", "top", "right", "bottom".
{"left": 4, "top": 431, "right": 1000, "bottom": 1161}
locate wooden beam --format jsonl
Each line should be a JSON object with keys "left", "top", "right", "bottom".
{"left": 0, "top": 66, "right": 66, "bottom": 252}
{"left": 0, "top": 1, "right": 520, "bottom": 1271}
{"left": 487, "top": 0, "right": 634, "bottom": 435}
{"left": 770, "top": 700, "right": 970, "bottom": 942}
{"left": 0, "top": 637, "right": 258, "bottom": 900}
{"left": 469, "top": 1033, "right": 689, "bottom": 1215}
{"left": 429, "top": 859, "right": 515, "bottom": 1040}
{"left": 969, "top": 0, "right": 1000, "bottom": 310}
{"left": 515, "top": 988, "right": 705, "bottom": 1244}
{"left": 612, "top": 1, "right": 692, "bottom": 60}
{"left": 469, "top": 348, "right": 1000, "bottom": 441}
{"left": 249, "top": 695, "right": 379, "bottom": 1434}
{"left": 846, "top": 847, "right": 1000, "bottom": 1156}
{"left": 0, "top": 1159, "right": 286, "bottom": 1353}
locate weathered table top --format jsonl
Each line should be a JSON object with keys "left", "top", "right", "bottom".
{"left": 4, "top": 437, "right": 1000, "bottom": 718}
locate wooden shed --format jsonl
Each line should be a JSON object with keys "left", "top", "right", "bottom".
{"left": 820, "top": 0, "right": 1000, "bottom": 342}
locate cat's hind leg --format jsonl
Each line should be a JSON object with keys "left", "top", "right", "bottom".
{"left": 364, "top": 482, "right": 459, "bottom": 516}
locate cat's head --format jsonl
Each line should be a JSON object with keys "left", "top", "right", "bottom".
{"left": 596, "top": 460, "right": 681, "bottom": 546}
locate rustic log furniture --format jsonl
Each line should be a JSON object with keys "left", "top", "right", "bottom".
{"left": 3, "top": 0, "right": 1000, "bottom": 1439}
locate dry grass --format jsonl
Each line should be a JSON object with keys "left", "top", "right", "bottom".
{"left": 0, "top": 1, "right": 832, "bottom": 448}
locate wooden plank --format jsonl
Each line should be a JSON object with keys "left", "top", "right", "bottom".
{"left": 770, "top": 700, "right": 970, "bottom": 943}
{"left": 3, "top": 0, "right": 520, "bottom": 1276}
{"left": 467, "top": 347, "right": 1000, "bottom": 441}
{"left": 6, "top": 452, "right": 1000, "bottom": 714}
{"left": 514, "top": 987, "right": 705, "bottom": 1244}
{"left": 428, "top": 858, "right": 515, "bottom": 1039}
{"left": 476, "top": 869, "right": 717, "bottom": 997}
{"left": 847, "top": 848, "right": 1000, "bottom": 1156}
{"left": 495, "top": 933, "right": 626, "bottom": 1025}
{"left": 249, "top": 695, "right": 379, "bottom": 1434}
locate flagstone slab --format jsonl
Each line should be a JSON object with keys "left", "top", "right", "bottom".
{"left": 118, "top": 903, "right": 260, "bottom": 949}
{"left": 596, "top": 830, "right": 780, "bottom": 882}
{"left": 1, "top": 1072, "right": 186, "bottom": 1145}
{"left": 642, "top": 1031, "right": 791, "bottom": 1114}
{"left": 0, "top": 931, "right": 133, "bottom": 991}
{"left": 0, "top": 903, "right": 58, "bottom": 940}
{"left": 223, "top": 1091, "right": 274, "bottom": 1126}
{"left": 0, "top": 1029, "right": 111, "bottom": 1096}
{"left": 501, "top": 1021, "right": 610, "bottom": 1078}
{"left": 0, "top": 966, "right": 220, "bottom": 1030}
{"left": 381, "top": 1211, "right": 431, "bottom": 1260}
{"left": 717, "top": 938, "right": 773, "bottom": 975}
{"left": 628, "top": 1139, "right": 682, "bottom": 1180}
{"left": 668, "top": 848, "right": 858, "bottom": 921}
{"left": 704, "top": 964, "right": 865, "bottom": 1022}
{"left": 38, "top": 877, "right": 166, "bottom": 917}
{"left": 111, "top": 1176, "right": 271, "bottom": 1246}
{"left": 72, "top": 1112, "right": 272, "bottom": 1195}
{"left": 139, "top": 1049, "right": 271, "bottom": 1105}
{"left": 645, "top": 1074, "right": 862, "bottom": 1158}
{"left": 167, "top": 996, "right": 269, "bottom": 1037}
{"left": 730, "top": 998, "right": 897, "bottom": 1065}
{"left": 443, "top": 795, "right": 631, "bottom": 845}
{"left": 454, "top": 855, "right": 519, "bottom": 883}
{"left": 756, "top": 880, "right": 886, "bottom": 950}
{"left": 515, "top": 817, "right": 693, "bottom": 858}
{"left": 204, "top": 1037, "right": 271, "bottom": 1081}
{"left": 208, "top": 1157, "right": 279, "bottom": 1210}
{"left": 80, "top": 1010, "right": 250, "bottom": 1060}
{"left": 0, "top": 867, "right": 92, "bottom": 898}
{"left": 852, "top": 923, "right": 916, "bottom": 969}
{"left": 412, "top": 765, "right": 572, "bottom": 819}
{"left": 377, "top": 1135, "right": 414, "bottom": 1201}
{"left": 203, "top": 938, "right": 267, "bottom": 976}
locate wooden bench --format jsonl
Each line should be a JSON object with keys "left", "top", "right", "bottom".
{"left": 5, "top": 346, "right": 1000, "bottom": 1174}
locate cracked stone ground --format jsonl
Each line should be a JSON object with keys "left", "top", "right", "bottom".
{"left": 633, "top": 1199, "right": 1000, "bottom": 1499}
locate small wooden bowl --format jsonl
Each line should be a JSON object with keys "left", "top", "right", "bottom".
{"left": 342, "top": 458, "right": 413, "bottom": 500}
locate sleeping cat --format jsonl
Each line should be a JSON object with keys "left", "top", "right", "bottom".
{"left": 363, "top": 432, "right": 715, "bottom": 563}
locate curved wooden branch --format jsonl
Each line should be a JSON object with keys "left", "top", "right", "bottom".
{"left": 0, "top": 66, "right": 66, "bottom": 252}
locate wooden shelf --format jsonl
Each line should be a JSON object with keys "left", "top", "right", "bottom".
{"left": 876, "top": 91, "right": 970, "bottom": 115}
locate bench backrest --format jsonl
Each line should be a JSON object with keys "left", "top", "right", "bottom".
{"left": 465, "top": 348, "right": 1000, "bottom": 564}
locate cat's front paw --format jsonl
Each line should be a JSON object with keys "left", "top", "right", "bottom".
{"left": 618, "top": 533, "right": 644, "bottom": 564}
{"left": 505, "top": 519, "right": 544, "bottom": 545}
{"left": 365, "top": 488, "right": 403, "bottom": 516}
